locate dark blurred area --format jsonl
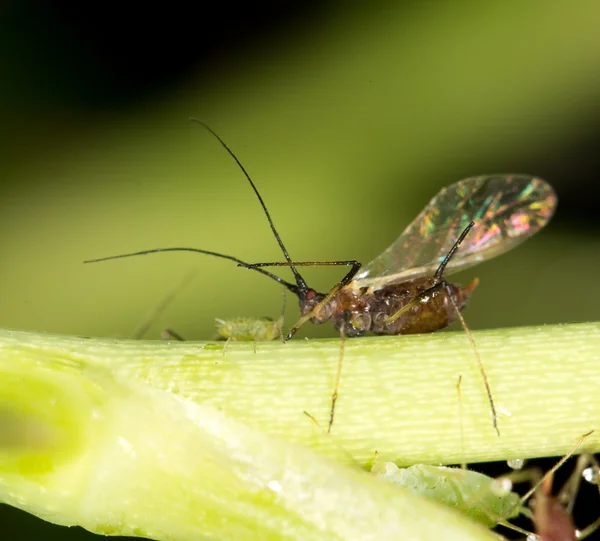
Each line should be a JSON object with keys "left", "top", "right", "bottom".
{"left": 1, "top": 1, "right": 600, "bottom": 540}
{"left": 1, "top": 1, "right": 323, "bottom": 110}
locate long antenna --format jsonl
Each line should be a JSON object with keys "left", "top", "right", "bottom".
{"left": 189, "top": 118, "right": 309, "bottom": 294}
{"left": 84, "top": 247, "right": 302, "bottom": 296}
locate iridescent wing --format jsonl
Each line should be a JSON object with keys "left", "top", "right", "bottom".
{"left": 354, "top": 175, "right": 557, "bottom": 290}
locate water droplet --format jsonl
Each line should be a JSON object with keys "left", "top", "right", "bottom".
{"left": 507, "top": 458, "right": 526, "bottom": 470}
{"left": 583, "top": 466, "right": 599, "bottom": 484}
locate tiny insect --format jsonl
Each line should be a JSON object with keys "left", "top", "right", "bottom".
{"left": 371, "top": 432, "right": 600, "bottom": 540}
{"left": 215, "top": 315, "right": 283, "bottom": 343}
{"left": 215, "top": 288, "right": 286, "bottom": 354}
{"left": 85, "top": 121, "right": 557, "bottom": 434}
{"left": 132, "top": 268, "right": 285, "bottom": 351}
{"left": 371, "top": 460, "right": 524, "bottom": 530}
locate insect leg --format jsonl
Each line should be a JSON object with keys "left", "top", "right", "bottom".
{"left": 288, "top": 261, "right": 362, "bottom": 340}
{"left": 275, "top": 286, "right": 287, "bottom": 343}
{"left": 561, "top": 452, "right": 600, "bottom": 509}
{"left": 383, "top": 276, "right": 498, "bottom": 436}
{"left": 243, "top": 259, "right": 361, "bottom": 287}
{"left": 443, "top": 281, "right": 499, "bottom": 437}
{"left": 383, "top": 222, "right": 475, "bottom": 327}
{"left": 526, "top": 432, "right": 594, "bottom": 539}
{"left": 328, "top": 320, "right": 347, "bottom": 433}
{"left": 222, "top": 337, "right": 231, "bottom": 356}
{"left": 453, "top": 377, "right": 531, "bottom": 532}
{"left": 518, "top": 431, "right": 594, "bottom": 505}
{"left": 240, "top": 259, "right": 361, "bottom": 340}
{"left": 303, "top": 410, "right": 321, "bottom": 429}
{"left": 478, "top": 432, "right": 594, "bottom": 537}
{"left": 383, "top": 281, "right": 447, "bottom": 325}
{"left": 161, "top": 328, "right": 185, "bottom": 341}
{"left": 382, "top": 218, "right": 474, "bottom": 325}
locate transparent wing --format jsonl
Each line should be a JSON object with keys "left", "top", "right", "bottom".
{"left": 354, "top": 175, "right": 557, "bottom": 289}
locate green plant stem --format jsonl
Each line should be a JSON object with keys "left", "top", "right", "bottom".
{"left": 0, "top": 322, "right": 599, "bottom": 540}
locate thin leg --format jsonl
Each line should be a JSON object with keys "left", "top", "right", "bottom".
{"left": 276, "top": 286, "right": 287, "bottom": 343}
{"left": 527, "top": 439, "right": 596, "bottom": 540}
{"left": 444, "top": 281, "right": 499, "bottom": 437}
{"left": 559, "top": 450, "right": 600, "bottom": 515}
{"left": 242, "top": 259, "right": 362, "bottom": 341}
{"left": 580, "top": 517, "right": 600, "bottom": 539}
{"left": 243, "top": 259, "right": 361, "bottom": 289}
{"left": 290, "top": 261, "right": 362, "bottom": 340}
{"left": 384, "top": 277, "right": 499, "bottom": 436}
{"left": 543, "top": 448, "right": 600, "bottom": 539}
{"left": 328, "top": 322, "right": 347, "bottom": 433}
{"left": 284, "top": 279, "right": 350, "bottom": 341}
{"left": 303, "top": 410, "right": 321, "bottom": 429}
{"left": 222, "top": 337, "right": 231, "bottom": 356}
{"left": 220, "top": 336, "right": 258, "bottom": 357}
{"left": 487, "top": 431, "right": 594, "bottom": 538}
{"left": 384, "top": 281, "right": 446, "bottom": 325}
{"left": 384, "top": 221, "right": 475, "bottom": 327}
{"left": 161, "top": 328, "right": 185, "bottom": 341}
{"left": 520, "top": 431, "right": 593, "bottom": 504}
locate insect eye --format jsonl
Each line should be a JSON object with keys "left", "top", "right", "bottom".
{"left": 305, "top": 289, "right": 317, "bottom": 300}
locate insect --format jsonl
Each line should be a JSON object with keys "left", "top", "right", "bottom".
{"left": 85, "top": 121, "right": 557, "bottom": 434}
{"left": 215, "top": 288, "right": 286, "bottom": 354}
{"left": 371, "top": 461, "right": 523, "bottom": 530}
{"left": 132, "top": 269, "right": 285, "bottom": 351}
{"left": 215, "top": 315, "right": 283, "bottom": 342}
{"left": 371, "top": 432, "right": 600, "bottom": 540}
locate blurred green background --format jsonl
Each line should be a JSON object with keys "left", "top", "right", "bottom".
{"left": 1, "top": 1, "right": 600, "bottom": 539}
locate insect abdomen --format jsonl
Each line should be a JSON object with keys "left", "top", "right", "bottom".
{"left": 372, "top": 278, "right": 475, "bottom": 335}
{"left": 328, "top": 277, "right": 475, "bottom": 336}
